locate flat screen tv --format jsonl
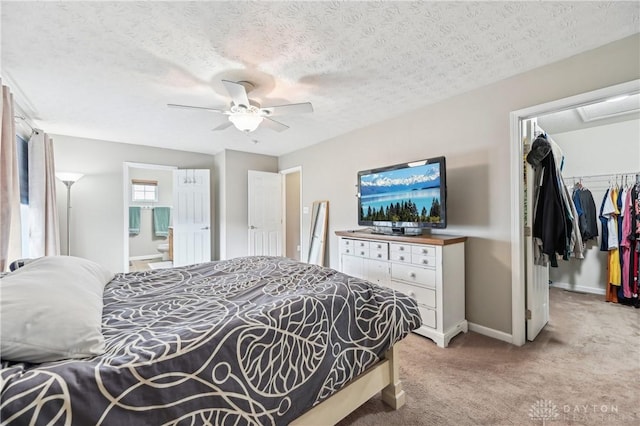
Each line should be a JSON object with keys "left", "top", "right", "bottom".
{"left": 357, "top": 156, "right": 446, "bottom": 235}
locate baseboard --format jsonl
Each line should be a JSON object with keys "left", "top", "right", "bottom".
{"left": 468, "top": 322, "right": 513, "bottom": 344}
{"left": 129, "top": 254, "right": 163, "bottom": 261}
{"left": 468, "top": 283, "right": 604, "bottom": 346}
{"left": 550, "top": 281, "right": 605, "bottom": 295}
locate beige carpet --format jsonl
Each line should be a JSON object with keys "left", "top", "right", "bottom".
{"left": 338, "top": 287, "right": 639, "bottom": 425}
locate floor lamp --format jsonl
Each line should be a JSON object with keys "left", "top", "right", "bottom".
{"left": 56, "top": 172, "right": 84, "bottom": 256}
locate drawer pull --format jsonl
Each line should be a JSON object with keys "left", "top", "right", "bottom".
{"left": 409, "top": 291, "right": 416, "bottom": 298}
{"left": 360, "top": 251, "right": 365, "bottom": 256}
{"left": 422, "top": 249, "right": 429, "bottom": 254}
{"left": 399, "top": 247, "right": 405, "bottom": 251}
{"left": 377, "top": 253, "right": 382, "bottom": 258}
{"left": 409, "top": 272, "right": 416, "bottom": 279}
{"left": 422, "top": 259, "right": 429, "bottom": 265}
{"left": 345, "top": 249, "right": 350, "bottom": 253}
{"left": 399, "top": 256, "right": 405, "bottom": 261}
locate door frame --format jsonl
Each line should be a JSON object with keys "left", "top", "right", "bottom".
{"left": 280, "top": 166, "right": 303, "bottom": 261}
{"left": 509, "top": 79, "right": 639, "bottom": 346}
{"left": 122, "top": 162, "right": 177, "bottom": 272}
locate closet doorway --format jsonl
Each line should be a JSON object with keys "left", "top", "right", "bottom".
{"left": 509, "top": 79, "right": 640, "bottom": 346}
{"left": 281, "top": 166, "right": 303, "bottom": 262}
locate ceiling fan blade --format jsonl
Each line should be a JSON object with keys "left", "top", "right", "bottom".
{"left": 168, "top": 103, "right": 225, "bottom": 113}
{"left": 212, "top": 120, "right": 233, "bottom": 131}
{"left": 221, "top": 80, "right": 250, "bottom": 108}
{"left": 261, "top": 117, "right": 289, "bottom": 132}
{"left": 262, "top": 102, "right": 313, "bottom": 117}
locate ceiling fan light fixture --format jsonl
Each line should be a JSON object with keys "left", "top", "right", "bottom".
{"left": 170, "top": 79, "right": 312, "bottom": 134}
{"left": 228, "top": 114, "right": 264, "bottom": 132}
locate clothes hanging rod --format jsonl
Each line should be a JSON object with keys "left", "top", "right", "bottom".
{"left": 562, "top": 172, "right": 639, "bottom": 180}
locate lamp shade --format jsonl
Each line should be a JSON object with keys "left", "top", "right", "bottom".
{"left": 229, "top": 114, "right": 264, "bottom": 132}
{"left": 56, "top": 172, "right": 84, "bottom": 182}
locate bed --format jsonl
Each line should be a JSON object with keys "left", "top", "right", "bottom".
{"left": 0, "top": 255, "right": 421, "bottom": 425}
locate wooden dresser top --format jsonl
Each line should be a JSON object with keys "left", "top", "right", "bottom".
{"left": 335, "top": 230, "right": 467, "bottom": 246}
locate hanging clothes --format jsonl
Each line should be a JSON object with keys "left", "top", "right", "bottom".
{"left": 620, "top": 188, "right": 633, "bottom": 298}
{"left": 632, "top": 182, "right": 640, "bottom": 304}
{"left": 563, "top": 183, "right": 584, "bottom": 259}
{"left": 602, "top": 187, "right": 621, "bottom": 301}
{"left": 599, "top": 188, "right": 611, "bottom": 252}
{"left": 526, "top": 134, "right": 572, "bottom": 267}
{"left": 598, "top": 179, "right": 640, "bottom": 307}
{"left": 572, "top": 186, "right": 599, "bottom": 241}
{"left": 617, "top": 181, "right": 640, "bottom": 307}
{"left": 560, "top": 171, "right": 638, "bottom": 306}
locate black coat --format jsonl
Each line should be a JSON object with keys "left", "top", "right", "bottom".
{"left": 577, "top": 189, "right": 598, "bottom": 241}
{"left": 527, "top": 135, "right": 571, "bottom": 267}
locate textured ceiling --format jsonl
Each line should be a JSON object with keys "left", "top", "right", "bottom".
{"left": 2, "top": 1, "right": 639, "bottom": 156}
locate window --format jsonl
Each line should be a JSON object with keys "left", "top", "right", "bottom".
{"left": 131, "top": 179, "right": 158, "bottom": 202}
{"left": 16, "top": 135, "right": 30, "bottom": 258}
{"left": 16, "top": 135, "right": 28, "bottom": 204}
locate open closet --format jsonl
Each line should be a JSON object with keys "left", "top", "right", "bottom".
{"left": 533, "top": 94, "right": 640, "bottom": 305}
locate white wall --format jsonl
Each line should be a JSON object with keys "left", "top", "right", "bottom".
{"left": 279, "top": 34, "right": 640, "bottom": 336}
{"left": 285, "top": 171, "right": 301, "bottom": 261}
{"left": 54, "top": 135, "right": 215, "bottom": 273}
{"left": 215, "top": 149, "right": 278, "bottom": 260}
{"left": 548, "top": 119, "right": 640, "bottom": 294}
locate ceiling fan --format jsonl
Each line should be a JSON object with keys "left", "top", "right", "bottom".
{"left": 168, "top": 80, "right": 313, "bottom": 133}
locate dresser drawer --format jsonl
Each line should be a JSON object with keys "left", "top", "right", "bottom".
{"left": 340, "top": 239, "right": 355, "bottom": 255}
{"left": 354, "top": 240, "right": 369, "bottom": 249}
{"left": 355, "top": 246, "right": 370, "bottom": 257}
{"left": 369, "top": 241, "right": 388, "bottom": 260}
{"left": 370, "top": 241, "right": 388, "bottom": 251}
{"left": 393, "top": 280, "right": 436, "bottom": 308}
{"left": 390, "top": 243, "right": 411, "bottom": 254}
{"left": 369, "top": 247, "right": 388, "bottom": 260}
{"left": 411, "top": 245, "right": 436, "bottom": 257}
{"left": 391, "top": 263, "right": 436, "bottom": 287}
{"left": 411, "top": 254, "right": 436, "bottom": 267}
{"left": 352, "top": 240, "right": 369, "bottom": 257}
{"left": 390, "top": 251, "right": 411, "bottom": 262}
{"left": 341, "top": 239, "right": 371, "bottom": 257}
{"left": 419, "top": 306, "right": 437, "bottom": 329}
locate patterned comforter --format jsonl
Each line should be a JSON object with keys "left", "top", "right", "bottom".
{"left": 1, "top": 256, "right": 421, "bottom": 425}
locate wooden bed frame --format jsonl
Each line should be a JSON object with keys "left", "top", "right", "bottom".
{"left": 291, "top": 342, "right": 405, "bottom": 425}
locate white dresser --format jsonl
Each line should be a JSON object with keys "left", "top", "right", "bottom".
{"left": 336, "top": 231, "right": 467, "bottom": 348}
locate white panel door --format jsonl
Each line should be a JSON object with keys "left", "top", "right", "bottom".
{"left": 173, "top": 169, "right": 211, "bottom": 267}
{"left": 523, "top": 119, "right": 549, "bottom": 341}
{"left": 248, "top": 170, "right": 282, "bottom": 256}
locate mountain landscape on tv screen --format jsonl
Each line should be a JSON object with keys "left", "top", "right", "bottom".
{"left": 360, "top": 167, "right": 440, "bottom": 197}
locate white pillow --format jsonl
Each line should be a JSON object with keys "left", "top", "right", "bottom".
{"left": 0, "top": 256, "right": 114, "bottom": 363}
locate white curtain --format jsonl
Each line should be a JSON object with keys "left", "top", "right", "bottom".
{"left": 28, "top": 131, "right": 60, "bottom": 257}
{"left": 0, "top": 81, "right": 22, "bottom": 271}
